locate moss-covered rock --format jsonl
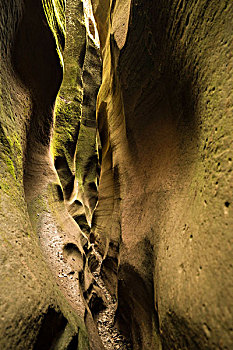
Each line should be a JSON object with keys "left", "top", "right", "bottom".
{"left": 52, "top": 0, "right": 102, "bottom": 225}
{"left": 0, "top": 0, "right": 90, "bottom": 349}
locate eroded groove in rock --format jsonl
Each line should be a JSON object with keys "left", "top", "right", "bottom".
{"left": 0, "top": 0, "right": 89, "bottom": 349}
{"left": 89, "top": 0, "right": 233, "bottom": 349}
{"left": 0, "top": 0, "right": 233, "bottom": 349}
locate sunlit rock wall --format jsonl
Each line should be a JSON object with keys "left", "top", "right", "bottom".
{"left": 53, "top": 0, "right": 102, "bottom": 228}
{"left": 0, "top": 0, "right": 90, "bottom": 349}
{"left": 91, "top": 0, "right": 233, "bottom": 349}
{"left": 1, "top": 0, "right": 232, "bottom": 349}
{"left": 51, "top": 1, "right": 103, "bottom": 347}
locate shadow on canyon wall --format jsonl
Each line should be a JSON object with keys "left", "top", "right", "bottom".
{"left": 0, "top": 0, "right": 232, "bottom": 349}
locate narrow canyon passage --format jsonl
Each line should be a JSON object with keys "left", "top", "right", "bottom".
{"left": 39, "top": 1, "right": 133, "bottom": 348}
{"left": 0, "top": 0, "right": 232, "bottom": 350}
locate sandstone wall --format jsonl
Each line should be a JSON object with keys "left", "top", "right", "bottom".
{"left": 0, "top": 1, "right": 90, "bottom": 349}
{"left": 91, "top": 0, "right": 233, "bottom": 349}
{"left": 0, "top": 0, "right": 232, "bottom": 349}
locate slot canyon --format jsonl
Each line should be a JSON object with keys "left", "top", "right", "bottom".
{"left": 0, "top": 0, "right": 232, "bottom": 349}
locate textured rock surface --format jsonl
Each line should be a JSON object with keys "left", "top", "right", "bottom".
{"left": 0, "top": 0, "right": 89, "bottom": 349}
{"left": 91, "top": 0, "right": 233, "bottom": 349}
{"left": 1, "top": 0, "right": 233, "bottom": 349}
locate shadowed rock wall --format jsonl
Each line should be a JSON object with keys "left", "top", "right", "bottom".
{"left": 0, "top": 0, "right": 90, "bottom": 349}
{"left": 91, "top": 0, "right": 233, "bottom": 349}
{"left": 1, "top": 0, "right": 233, "bottom": 349}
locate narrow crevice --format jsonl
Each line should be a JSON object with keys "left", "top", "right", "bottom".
{"left": 33, "top": 308, "right": 67, "bottom": 350}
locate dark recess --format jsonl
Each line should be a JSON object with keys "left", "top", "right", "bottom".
{"left": 33, "top": 307, "right": 67, "bottom": 350}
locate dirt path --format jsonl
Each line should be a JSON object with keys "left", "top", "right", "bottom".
{"left": 91, "top": 249, "right": 132, "bottom": 350}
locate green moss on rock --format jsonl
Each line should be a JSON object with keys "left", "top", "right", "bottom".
{"left": 42, "top": 0, "right": 66, "bottom": 67}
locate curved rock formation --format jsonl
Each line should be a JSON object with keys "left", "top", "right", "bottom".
{"left": 0, "top": 0, "right": 232, "bottom": 349}
{"left": 91, "top": 0, "right": 233, "bottom": 349}
{"left": 0, "top": 0, "right": 90, "bottom": 349}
